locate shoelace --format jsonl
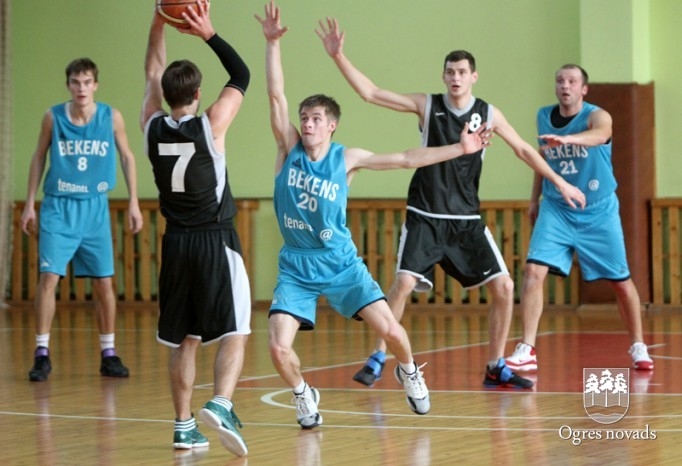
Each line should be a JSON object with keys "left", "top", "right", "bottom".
{"left": 293, "top": 393, "right": 316, "bottom": 415}
{"left": 630, "top": 344, "right": 649, "bottom": 359}
{"left": 404, "top": 362, "right": 428, "bottom": 398}
{"left": 231, "top": 410, "right": 243, "bottom": 429}
{"left": 514, "top": 344, "right": 532, "bottom": 357}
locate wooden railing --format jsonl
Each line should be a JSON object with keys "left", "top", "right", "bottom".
{"left": 347, "top": 199, "right": 578, "bottom": 307}
{"left": 12, "top": 197, "right": 682, "bottom": 307}
{"left": 9, "top": 199, "right": 260, "bottom": 302}
{"left": 651, "top": 198, "right": 682, "bottom": 305}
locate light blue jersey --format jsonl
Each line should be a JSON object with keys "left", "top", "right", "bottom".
{"left": 270, "top": 141, "right": 385, "bottom": 328}
{"left": 274, "top": 141, "right": 350, "bottom": 250}
{"left": 537, "top": 102, "right": 616, "bottom": 208}
{"left": 529, "top": 102, "right": 630, "bottom": 280}
{"left": 43, "top": 102, "right": 117, "bottom": 198}
{"left": 39, "top": 102, "right": 117, "bottom": 277}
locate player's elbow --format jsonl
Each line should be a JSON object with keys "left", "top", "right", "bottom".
{"left": 403, "top": 157, "right": 420, "bottom": 169}
{"left": 359, "top": 92, "right": 376, "bottom": 104}
{"left": 396, "top": 151, "right": 418, "bottom": 169}
{"left": 595, "top": 132, "right": 612, "bottom": 145}
{"left": 358, "top": 86, "right": 382, "bottom": 105}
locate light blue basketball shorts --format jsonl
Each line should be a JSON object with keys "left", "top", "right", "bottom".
{"left": 527, "top": 193, "right": 631, "bottom": 281}
{"left": 38, "top": 194, "right": 114, "bottom": 278}
{"left": 270, "top": 243, "right": 385, "bottom": 329}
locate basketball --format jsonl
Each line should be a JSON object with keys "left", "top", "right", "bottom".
{"left": 156, "top": 0, "right": 209, "bottom": 29}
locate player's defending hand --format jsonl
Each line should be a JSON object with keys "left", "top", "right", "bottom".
{"left": 256, "top": 0, "right": 289, "bottom": 41}
{"left": 316, "top": 17, "right": 344, "bottom": 58}
{"left": 460, "top": 122, "right": 492, "bottom": 155}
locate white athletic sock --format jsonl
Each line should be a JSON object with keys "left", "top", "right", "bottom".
{"left": 36, "top": 333, "right": 50, "bottom": 349}
{"left": 100, "top": 333, "right": 115, "bottom": 351}
{"left": 293, "top": 380, "right": 307, "bottom": 395}
{"left": 399, "top": 361, "right": 417, "bottom": 375}
{"left": 211, "top": 395, "right": 233, "bottom": 412}
{"left": 175, "top": 416, "right": 197, "bottom": 431}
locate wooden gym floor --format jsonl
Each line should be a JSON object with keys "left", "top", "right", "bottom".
{"left": 1, "top": 302, "right": 681, "bottom": 465}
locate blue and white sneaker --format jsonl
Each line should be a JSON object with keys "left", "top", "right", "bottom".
{"left": 352, "top": 351, "right": 385, "bottom": 387}
{"left": 484, "top": 358, "right": 534, "bottom": 389}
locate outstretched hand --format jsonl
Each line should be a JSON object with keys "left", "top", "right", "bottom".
{"left": 538, "top": 133, "right": 570, "bottom": 151}
{"left": 460, "top": 122, "right": 492, "bottom": 155}
{"left": 177, "top": 0, "right": 215, "bottom": 41}
{"left": 315, "top": 17, "right": 344, "bottom": 57}
{"left": 255, "top": 0, "right": 289, "bottom": 41}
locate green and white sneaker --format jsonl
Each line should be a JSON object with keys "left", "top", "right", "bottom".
{"left": 199, "top": 401, "right": 248, "bottom": 457}
{"left": 173, "top": 427, "right": 209, "bottom": 450}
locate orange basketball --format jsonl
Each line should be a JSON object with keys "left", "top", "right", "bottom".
{"left": 156, "top": 0, "right": 209, "bottom": 29}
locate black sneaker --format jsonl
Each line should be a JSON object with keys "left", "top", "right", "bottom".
{"left": 352, "top": 351, "right": 385, "bottom": 387}
{"left": 100, "top": 353, "right": 130, "bottom": 377}
{"left": 29, "top": 348, "right": 52, "bottom": 382}
{"left": 483, "top": 358, "right": 534, "bottom": 389}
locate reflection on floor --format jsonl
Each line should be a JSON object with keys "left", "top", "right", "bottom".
{"left": 1, "top": 303, "right": 680, "bottom": 465}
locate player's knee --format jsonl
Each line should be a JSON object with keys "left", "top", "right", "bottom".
{"left": 523, "top": 264, "right": 546, "bottom": 286}
{"left": 381, "top": 321, "right": 405, "bottom": 345}
{"left": 92, "top": 277, "right": 114, "bottom": 294}
{"left": 610, "top": 278, "right": 638, "bottom": 297}
{"left": 390, "top": 274, "right": 417, "bottom": 297}
{"left": 268, "top": 341, "right": 292, "bottom": 365}
{"left": 499, "top": 274, "right": 514, "bottom": 292}
{"left": 491, "top": 275, "right": 514, "bottom": 300}
{"left": 38, "top": 273, "right": 60, "bottom": 293}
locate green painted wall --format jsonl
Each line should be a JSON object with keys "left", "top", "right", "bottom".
{"left": 650, "top": 0, "right": 682, "bottom": 199}
{"left": 9, "top": 0, "right": 682, "bottom": 299}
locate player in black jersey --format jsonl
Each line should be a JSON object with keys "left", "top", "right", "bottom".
{"left": 257, "top": 0, "right": 491, "bottom": 428}
{"left": 318, "top": 18, "right": 586, "bottom": 389}
{"left": 141, "top": 1, "right": 250, "bottom": 456}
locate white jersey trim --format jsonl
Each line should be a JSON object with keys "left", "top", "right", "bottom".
{"left": 406, "top": 205, "right": 481, "bottom": 220}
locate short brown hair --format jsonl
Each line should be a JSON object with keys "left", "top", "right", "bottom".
{"left": 162, "top": 60, "right": 202, "bottom": 108}
{"left": 443, "top": 50, "right": 476, "bottom": 72}
{"left": 298, "top": 94, "right": 341, "bottom": 122}
{"left": 557, "top": 64, "right": 589, "bottom": 85}
{"left": 65, "top": 58, "right": 98, "bottom": 84}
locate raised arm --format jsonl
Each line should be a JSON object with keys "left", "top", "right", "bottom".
{"left": 256, "top": 1, "right": 300, "bottom": 174}
{"left": 492, "top": 107, "right": 586, "bottom": 210}
{"left": 140, "top": 10, "right": 166, "bottom": 131}
{"left": 181, "top": 0, "right": 250, "bottom": 147}
{"left": 316, "top": 17, "right": 425, "bottom": 117}
{"left": 345, "top": 123, "right": 491, "bottom": 176}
